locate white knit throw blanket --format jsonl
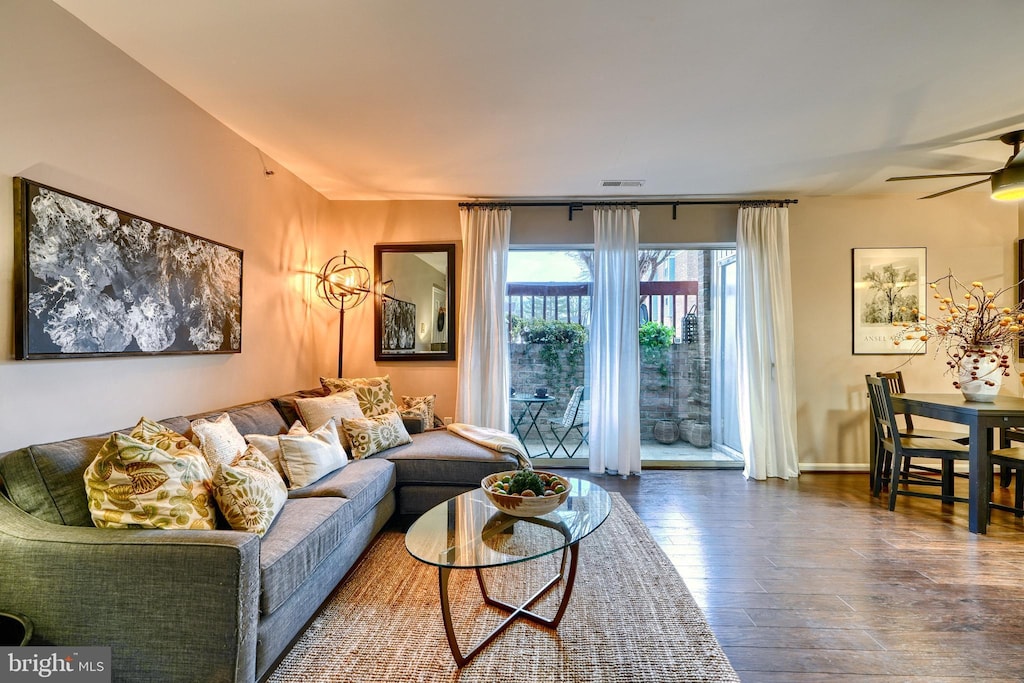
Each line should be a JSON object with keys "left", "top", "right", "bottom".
{"left": 446, "top": 423, "right": 531, "bottom": 469}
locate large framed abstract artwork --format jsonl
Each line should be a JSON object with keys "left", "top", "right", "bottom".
{"left": 13, "top": 178, "right": 243, "bottom": 359}
{"left": 851, "top": 247, "right": 926, "bottom": 355}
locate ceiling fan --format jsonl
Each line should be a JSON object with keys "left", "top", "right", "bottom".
{"left": 886, "top": 130, "right": 1024, "bottom": 200}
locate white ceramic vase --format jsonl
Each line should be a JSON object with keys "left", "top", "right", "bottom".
{"left": 957, "top": 346, "right": 1004, "bottom": 402}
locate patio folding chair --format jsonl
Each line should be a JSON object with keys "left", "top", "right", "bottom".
{"left": 545, "top": 386, "right": 589, "bottom": 458}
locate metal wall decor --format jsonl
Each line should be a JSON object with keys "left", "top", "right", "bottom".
{"left": 13, "top": 178, "right": 243, "bottom": 359}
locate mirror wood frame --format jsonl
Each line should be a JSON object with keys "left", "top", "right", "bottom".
{"left": 374, "top": 243, "right": 456, "bottom": 362}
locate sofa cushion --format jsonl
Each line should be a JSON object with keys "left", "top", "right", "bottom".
{"left": 191, "top": 413, "right": 248, "bottom": 469}
{"left": 288, "top": 458, "right": 396, "bottom": 522}
{"left": 0, "top": 418, "right": 193, "bottom": 527}
{"left": 259, "top": 496, "right": 353, "bottom": 614}
{"left": 376, "top": 430, "right": 518, "bottom": 487}
{"left": 185, "top": 401, "right": 288, "bottom": 440}
{"left": 340, "top": 412, "right": 412, "bottom": 460}
{"left": 272, "top": 387, "right": 329, "bottom": 428}
{"left": 321, "top": 376, "right": 399, "bottom": 417}
{"left": 400, "top": 395, "right": 436, "bottom": 427}
{"left": 295, "top": 391, "right": 364, "bottom": 451}
{"left": 278, "top": 420, "right": 347, "bottom": 489}
{"left": 213, "top": 445, "right": 289, "bottom": 537}
{"left": 84, "top": 429, "right": 217, "bottom": 530}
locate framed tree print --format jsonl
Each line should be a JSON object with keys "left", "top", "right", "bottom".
{"left": 852, "top": 247, "right": 926, "bottom": 355}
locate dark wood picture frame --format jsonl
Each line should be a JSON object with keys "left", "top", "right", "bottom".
{"left": 851, "top": 247, "right": 927, "bottom": 355}
{"left": 374, "top": 243, "right": 456, "bottom": 362}
{"left": 13, "top": 178, "right": 243, "bottom": 359}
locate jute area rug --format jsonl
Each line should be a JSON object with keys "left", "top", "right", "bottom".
{"left": 269, "top": 492, "right": 738, "bottom": 682}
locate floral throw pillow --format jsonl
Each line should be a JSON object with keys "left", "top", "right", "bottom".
{"left": 321, "top": 375, "right": 399, "bottom": 417}
{"left": 211, "top": 445, "right": 288, "bottom": 536}
{"left": 84, "top": 431, "right": 217, "bottom": 530}
{"left": 401, "top": 395, "right": 436, "bottom": 428}
{"left": 339, "top": 411, "right": 412, "bottom": 460}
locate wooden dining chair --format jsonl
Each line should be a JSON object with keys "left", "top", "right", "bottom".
{"left": 989, "top": 446, "right": 1024, "bottom": 518}
{"left": 997, "top": 427, "right": 1024, "bottom": 487}
{"left": 868, "top": 371, "right": 970, "bottom": 491}
{"left": 866, "top": 375, "right": 970, "bottom": 510}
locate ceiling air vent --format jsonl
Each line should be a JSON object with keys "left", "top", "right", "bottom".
{"left": 601, "top": 179, "right": 645, "bottom": 188}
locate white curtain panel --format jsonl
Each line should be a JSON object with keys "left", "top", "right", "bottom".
{"left": 736, "top": 205, "right": 800, "bottom": 480}
{"left": 589, "top": 206, "right": 642, "bottom": 476}
{"left": 456, "top": 206, "right": 512, "bottom": 431}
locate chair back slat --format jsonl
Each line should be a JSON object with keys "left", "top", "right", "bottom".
{"left": 876, "top": 370, "right": 913, "bottom": 431}
{"left": 561, "top": 386, "right": 588, "bottom": 427}
{"left": 866, "top": 375, "right": 904, "bottom": 458}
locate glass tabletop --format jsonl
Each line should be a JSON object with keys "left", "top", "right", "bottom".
{"left": 405, "top": 478, "right": 611, "bottom": 569}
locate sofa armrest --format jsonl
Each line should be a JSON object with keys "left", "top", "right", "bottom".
{"left": 0, "top": 495, "right": 260, "bottom": 683}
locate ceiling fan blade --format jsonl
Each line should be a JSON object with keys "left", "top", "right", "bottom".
{"left": 918, "top": 177, "right": 991, "bottom": 199}
{"left": 887, "top": 172, "right": 995, "bottom": 181}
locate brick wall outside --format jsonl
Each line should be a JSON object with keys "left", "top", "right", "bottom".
{"left": 509, "top": 341, "right": 711, "bottom": 443}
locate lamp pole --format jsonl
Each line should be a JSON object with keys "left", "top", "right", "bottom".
{"left": 337, "top": 307, "right": 345, "bottom": 378}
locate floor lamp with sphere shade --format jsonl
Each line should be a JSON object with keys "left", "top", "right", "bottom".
{"left": 316, "top": 251, "right": 370, "bottom": 378}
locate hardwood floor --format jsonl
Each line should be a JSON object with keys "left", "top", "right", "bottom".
{"left": 570, "top": 469, "right": 1024, "bottom": 682}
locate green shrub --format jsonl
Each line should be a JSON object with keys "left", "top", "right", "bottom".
{"left": 519, "top": 319, "right": 589, "bottom": 345}
{"left": 639, "top": 321, "right": 674, "bottom": 348}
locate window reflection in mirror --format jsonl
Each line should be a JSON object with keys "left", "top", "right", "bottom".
{"left": 374, "top": 244, "right": 455, "bottom": 361}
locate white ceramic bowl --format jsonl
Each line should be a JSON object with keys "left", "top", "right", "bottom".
{"left": 481, "top": 470, "right": 571, "bottom": 517}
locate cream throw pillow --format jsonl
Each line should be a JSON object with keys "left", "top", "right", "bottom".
{"left": 191, "top": 413, "right": 247, "bottom": 469}
{"left": 211, "top": 445, "right": 288, "bottom": 536}
{"left": 295, "top": 390, "right": 364, "bottom": 450}
{"left": 84, "top": 428, "right": 217, "bottom": 530}
{"left": 244, "top": 432, "right": 290, "bottom": 485}
{"left": 339, "top": 411, "right": 412, "bottom": 460}
{"left": 401, "top": 395, "right": 436, "bottom": 427}
{"left": 321, "top": 376, "right": 399, "bottom": 417}
{"left": 277, "top": 419, "right": 348, "bottom": 489}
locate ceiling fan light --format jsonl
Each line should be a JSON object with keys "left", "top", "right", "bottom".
{"left": 991, "top": 166, "right": 1024, "bottom": 201}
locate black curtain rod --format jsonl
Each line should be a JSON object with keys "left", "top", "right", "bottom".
{"left": 459, "top": 198, "right": 798, "bottom": 221}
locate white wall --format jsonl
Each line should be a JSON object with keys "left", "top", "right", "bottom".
{"left": 0, "top": 0, "right": 335, "bottom": 451}
{"left": 789, "top": 193, "right": 1019, "bottom": 470}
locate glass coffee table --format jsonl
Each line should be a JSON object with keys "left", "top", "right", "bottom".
{"left": 405, "top": 478, "right": 611, "bottom": 667}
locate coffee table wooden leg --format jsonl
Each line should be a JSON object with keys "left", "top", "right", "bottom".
{"left": 438, "top": 542, "right": 581, "bottom": 667}
{"left": 438, "top": 566, "right": 468, "bottom": 666}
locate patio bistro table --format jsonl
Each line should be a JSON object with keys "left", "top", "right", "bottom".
{"left": 890, "top": 392, "right": 1024, "bottom": 534}
{"left": 510, "top": 395, "right": 554, "bottom": 457}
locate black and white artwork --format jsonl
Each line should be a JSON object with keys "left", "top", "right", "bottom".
{"left": 14, "top": 179, "right": 243, "bottom": 359}
{"left": 382, "top": 299, "right": 416, "bottom": 351}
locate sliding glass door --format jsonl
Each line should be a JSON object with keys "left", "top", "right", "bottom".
{"left": 506, "top": 247, "right": 741, "bottom": 468}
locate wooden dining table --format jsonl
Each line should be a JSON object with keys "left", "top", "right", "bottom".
{"left": 891, "top": 392, "right": 1024, "bottom": 534}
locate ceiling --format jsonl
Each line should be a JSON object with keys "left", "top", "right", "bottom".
{"left": 54, "top": 0, "right": 1024, "bottom": 201}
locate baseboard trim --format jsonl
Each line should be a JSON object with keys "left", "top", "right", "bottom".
{"left": 799, "top": 462, "right": 973, "bottom": 473}
{"left": 799, "top": 463, "right": 870, "bottom": 472}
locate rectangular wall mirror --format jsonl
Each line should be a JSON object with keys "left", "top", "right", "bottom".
{"left": 374, "top": 243, "right": 456, "bottom": 361}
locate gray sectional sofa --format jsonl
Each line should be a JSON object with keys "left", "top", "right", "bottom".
{"left": 0, "top": 389, "right": 518, "bottom": 682}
